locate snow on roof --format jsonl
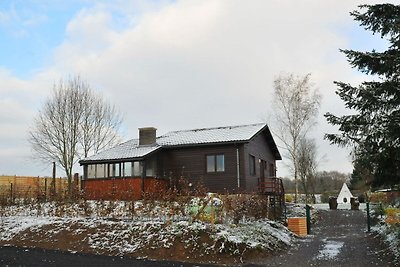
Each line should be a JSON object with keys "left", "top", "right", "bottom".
{"left": 158, "top": 123, "right": 266, "bottom": 146}
{"left": 80, "top": 123, "right": 268, "bottom": 163}
{"left": 81, "top": 139, "right": 161, "bottom": 163}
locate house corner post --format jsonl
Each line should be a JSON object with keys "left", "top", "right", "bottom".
{"left": 141, "top": 161, "right": 146, "bottom": 197}
{"left": 236, "top": 148, "right": 240, "bottom": 189}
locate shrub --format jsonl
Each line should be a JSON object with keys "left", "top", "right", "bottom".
{"left": 285, "top": 194, "right": 294, "bottom": 203}
{"left": 223, "top": 194, "right": 269, "bottom": 224}
{"left": 321, "top": 192, "right": 337, "bottom": 203}
{"left": 373, "top": 203, "right": 385, "bottom": 218}
{"left": 370, "top": 192, "right": 387, "bottom": 203}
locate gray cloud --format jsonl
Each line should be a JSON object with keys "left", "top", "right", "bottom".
{"left": 1, "top": 0, "right": 396, "bottom": 177}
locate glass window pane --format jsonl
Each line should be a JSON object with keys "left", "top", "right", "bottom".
{"left": 87, "top": 165, "right": 96, "bottom": 178}
{"left": 207, "top": 155, "right": 215, "bottom": 172}
{"left": 97, "top": 164, "right": 105, "bottom": 178}
{"left": 133, "top": 161, "right": 141, "bottom": 176}
{"left": 146, "top": 159, "right": 156, "bottom": 177}
{"left": 123, "top": 162, "right": 132, "bottom": 177}
{"left": 146, "top": 158, "right": 157, "bottom": 177}
{"left": 115, "top": 163, "right": 120, "bottom": 177}
{"left": 216, "top": 155, "right": 225, "bottom": 172}
{"left": 108, "top": 164, "right": 112, "bottom": 177}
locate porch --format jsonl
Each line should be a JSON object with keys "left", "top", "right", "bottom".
{"left": 258, "top": 177, "right": 285, "bottom": 197}
{"left": 258, "top": 177, "right": 285, "bottom": 219}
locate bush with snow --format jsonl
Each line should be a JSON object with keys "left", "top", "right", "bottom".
{"left": 370, "top": 204, "right": 400, "bottom": 260}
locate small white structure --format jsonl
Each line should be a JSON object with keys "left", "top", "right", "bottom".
{"left": 337, "top": 183, "right": 354, "bottom": 204}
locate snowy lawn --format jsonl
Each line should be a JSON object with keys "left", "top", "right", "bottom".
{"left": 0, "top": 199, "right": 295, "bottom": 264}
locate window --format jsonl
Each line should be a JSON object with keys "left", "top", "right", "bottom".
{"left": 206, "top": 154, "right": 225, "bottom": 173}
{"left": 249, "top": 155, "right": 256, "bottom": 176}
{"left": 86, "top": 161, "right": 159, "bottom": 178}
{"left": 124, "top": 161, "right": 146, "bottom": 177}
{"left": 133, "top": 161, "right": 141, "bottom": 176}
{"left": 207, "top": 155, "right": 215, "bottom": 172}
{"left": 87, "top": 165, "right": 96, "bottom": 179}
{"left": 97, "top": 164, "right": 106, "bottom": 178}
{"left": 115, "top": 163, "right": 120, "bottom": 177}
{"left": 145, "top": 158, "right": 158, "bottom": 177}
{"left": 109, "top": 163, "right": 120, "bottom": 177}
{"left": 216, "top": 155, "right": 225, "bottom": 172}
{"left": 122, "top": 162, "right": 132, "bottom": 177}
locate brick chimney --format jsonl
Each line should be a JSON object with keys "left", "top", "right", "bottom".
{"left": 139, "top": 127, "right": 157, "bottom": 146}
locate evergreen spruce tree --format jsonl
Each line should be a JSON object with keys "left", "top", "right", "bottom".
{"left": 325, "top": 4, "right": 400, "bottom": 188}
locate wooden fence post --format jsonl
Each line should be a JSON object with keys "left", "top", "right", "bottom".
{"left": 10, "top": 183, "right": 13, "bottom": 201}
{"left": 73, "top": 173, "right": 79, "bottom": 199}
{"left": 44, "top": 178, "right": 47, "bottom": 202}
{"left": 51, "top": 162, "right": 56, "bottom": 198}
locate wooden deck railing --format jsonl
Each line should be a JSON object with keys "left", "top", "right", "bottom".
{"left": 258, "top": 177, "right": 285, "bottom": 196}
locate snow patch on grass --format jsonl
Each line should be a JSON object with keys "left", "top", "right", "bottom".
{"left": 372, "top": 222, "right": 400, "bottom": 260}
{"left": 0, "top": 216, "right": 61, "bottom": 240}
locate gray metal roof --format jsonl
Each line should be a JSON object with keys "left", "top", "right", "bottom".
{"left": 80, "top": 123, "right": 272, "bottom": 163}
{"left": 80, "top": 139, "right": 161, "bottom": 163}
{"left": 158, "top": 123, "right": 266, "bottom": 146}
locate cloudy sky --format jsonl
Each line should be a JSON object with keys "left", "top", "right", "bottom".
{"left": 0, "top": 0, "right": 395, "bottom": 178}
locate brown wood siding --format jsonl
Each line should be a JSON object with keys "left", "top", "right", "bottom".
{"left": 244, "top": 132, "right": 278, "bottom": 192}
{"left": 160, "top": 144, "right": 245, "bottom": 193}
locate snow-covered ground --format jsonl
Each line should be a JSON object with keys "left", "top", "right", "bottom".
{"left": 1, "top": 199, "right": 398, "bottom": 263}
{"left": 0, "top": 199, "right": 295, "bottom": 264}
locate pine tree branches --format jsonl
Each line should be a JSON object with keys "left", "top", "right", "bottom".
{"left": 325, "top": 4, "right": 400, "bottom": 188}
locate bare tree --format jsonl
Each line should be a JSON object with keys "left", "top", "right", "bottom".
{"left": 272, "top": 73, "right": 321, "bottom": 202}
{"left": 297, "top": 137, "right": 318, "bottom": 203}
{"left": 29, "top": 75, "right": 122, "bottom": 195}
{"left": 80, "top": 90, "right": 122, "bottom": 158}
{"left": 314, "top": 171, "right": 349, "bottom": 193}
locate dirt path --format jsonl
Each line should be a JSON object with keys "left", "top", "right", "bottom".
{"left": 250, "top": 208, "right": 397, "bottom": 267}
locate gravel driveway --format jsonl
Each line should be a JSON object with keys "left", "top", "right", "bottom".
{"left": 249, "top": 208, "right": 397, "bottom": 267}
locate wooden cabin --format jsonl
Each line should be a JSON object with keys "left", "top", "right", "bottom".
{"left": 79, "top": 123, "right": 283, "bottom": 200}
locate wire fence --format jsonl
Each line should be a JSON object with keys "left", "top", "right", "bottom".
{"left": 0, "top": 176, "right": 74, "bottom": 200}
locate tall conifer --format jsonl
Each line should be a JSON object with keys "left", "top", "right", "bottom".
{"left": 325, "top": 4, "right": 400, "bottom": 187}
